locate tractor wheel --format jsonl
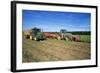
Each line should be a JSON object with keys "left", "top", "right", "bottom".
{"left": 30, "top": 36, "right": 33, "bottom": 40}
{"left": 34, "top": 37, "right": 37, "bottom": 41}
{"left": 65, "top": 37, "right": 69, "bottom": 41}
{"left": 57, "top": 36, "right": 61, "bottom": 40}
{"left": 26, "top": 35, "right": 30, "bottom": 39}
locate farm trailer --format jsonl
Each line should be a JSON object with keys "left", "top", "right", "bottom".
{"left": 43, "top": 32, "right": 80, "bottom": 41}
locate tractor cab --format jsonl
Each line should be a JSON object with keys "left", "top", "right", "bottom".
{"left": 31, "top": 28, "right": 41, "bottom": 36}
{"left": 30, "top": 27, "right": 46, "bottom": 41}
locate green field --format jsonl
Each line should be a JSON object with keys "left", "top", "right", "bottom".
{"left": 22, "top": 36, "right": 91, "bottom": 63}
{"left": 80, "top": 35, "right": 91, "bottom": 43}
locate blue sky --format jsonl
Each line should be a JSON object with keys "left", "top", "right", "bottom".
{"left": 22, "top": 10, "right": 91, "bottom": 32}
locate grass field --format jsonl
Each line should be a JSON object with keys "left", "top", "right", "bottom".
{"left": 22, "top": 35, "right": 91, "bottom": 63}
{"left": 80, "top": 35, "right": 91, "bottom": 43}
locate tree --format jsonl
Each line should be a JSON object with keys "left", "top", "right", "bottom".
{"left": 60, "top": 29, "right": 67, "bottom": 33}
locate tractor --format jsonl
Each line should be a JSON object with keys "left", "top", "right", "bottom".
{"left": 58, "top": 29, "right": 70, "bottom": 40}
{"left": 25, "top": 27, "right": 46, "bottom": 41}
{"left": 59, "top": 29, "right": 80, "bottom": 41}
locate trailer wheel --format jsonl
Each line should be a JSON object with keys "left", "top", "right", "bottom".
{"left": 34, "top": 37, "right": 37, "bottom": 41}
{"left": 57, "top": 36, "right": 61, "bottom": 40}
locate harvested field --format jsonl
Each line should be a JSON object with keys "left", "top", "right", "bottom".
{"left": 22, "top": 38, "right": 91, "bottom": 63}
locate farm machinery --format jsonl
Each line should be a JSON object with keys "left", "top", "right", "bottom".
{"left": 24, "top": 28, "right": 80, "bottom": 41}
{"left": 24, "top": 28, "right": 46, "bottom": 41}
{"left": 59, "top": 33, "right": 80, "bottom": 41}
{"left": 43, "top": 31, "right": 80, "bottom": 41}
{"left": 43, "top": 30, "right": 73, "bottom": 40}
{"left": 56, "top": 29, "right": 80, "bottom": 41}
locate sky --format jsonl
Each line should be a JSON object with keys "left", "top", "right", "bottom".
{"left": 22, "top": 10, "right": 91, "bottom": 32}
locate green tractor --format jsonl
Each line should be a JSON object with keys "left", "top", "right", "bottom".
{"left": 26, "top": 27, "right": 46, "bottom": 41}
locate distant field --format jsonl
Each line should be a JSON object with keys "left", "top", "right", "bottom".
{"left": 80, "top": 35, "right": 91, "bottom": 43}
{"left": 22, "top": 37, "right": 91, "bottom": 63}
